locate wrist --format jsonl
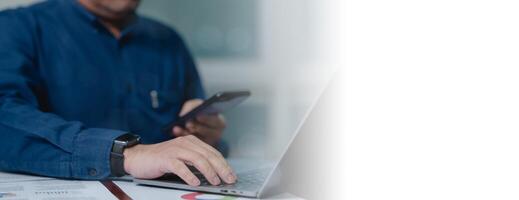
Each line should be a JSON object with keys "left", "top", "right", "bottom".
{"left": 122, "top": 144, "right": 142, "bottom": 175}
{"left": 110, "top": 133, "right": 140, "bottom": 177}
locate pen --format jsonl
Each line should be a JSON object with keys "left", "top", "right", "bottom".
{"left": 150, "top": 90, "right": 159, "bottom": 109}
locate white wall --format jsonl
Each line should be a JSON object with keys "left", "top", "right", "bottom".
{"left": 193, "top": 0, "right": 334, "bottom": 158}
{"left": 0, "top": 0, "right": 38, "bottom": 8}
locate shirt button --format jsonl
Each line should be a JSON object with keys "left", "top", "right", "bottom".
{"left": 88, "top": 168, "right": 97, "bottom": 177}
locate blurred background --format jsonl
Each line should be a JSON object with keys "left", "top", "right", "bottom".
{"left": 0, "top": 0, "right": 336, "bottom": 160}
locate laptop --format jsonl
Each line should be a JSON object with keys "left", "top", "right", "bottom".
{"left": 134, "top": 76, "right": 337, "bottom": 198}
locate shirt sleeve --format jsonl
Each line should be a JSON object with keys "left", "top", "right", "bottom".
{"left": 0, "top": 9, "right": 124, "bottom": 180}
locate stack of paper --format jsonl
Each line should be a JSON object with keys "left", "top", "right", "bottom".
{"left": 0, "top": 172, "right": 116, "bottom": 200}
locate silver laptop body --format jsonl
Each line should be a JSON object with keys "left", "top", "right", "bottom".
{"left": 135, "top": 164, "right": 271, "bottom": 197}
{"left": 134, "top": 78, "right": 334, "bottom": 198}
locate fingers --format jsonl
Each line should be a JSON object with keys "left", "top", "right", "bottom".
{"left": 196, "top": 114, "right": 226, "bottom": 129}
{"left": 182, "top": 115, "right": 225, "bottom": 136}
{"left": 128, "top": 134, "right": 234, "bottom": 187}
{"left": 175, "top": 146, "right": 222, "bottom": 185}
{"left": 173, "top": 127, "right": 225, "bottom": 166}
{"left": 186, "top": 121, "right": 219, "bottom": 136}
{"left": 173, "top": 126, "right": 189, "bottom": 137}
{"left": 179, "top": 99, "right": 203, "bottom": 116}
{"left": 166, "top": 160, "right": 200, "bottom": 186}
{"left": 185, "top": 134, "right": 225, "bottom": 160}
{"left": 183, "top": 136, "right": 236, "bottom": 184}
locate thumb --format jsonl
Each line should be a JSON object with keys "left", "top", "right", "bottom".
{"left": 179, "top": 99, "right": 204, "bottom": 116}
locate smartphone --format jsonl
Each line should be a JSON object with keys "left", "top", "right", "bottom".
{"left": 162, "top": 90, "right": 251, "bottom": 133}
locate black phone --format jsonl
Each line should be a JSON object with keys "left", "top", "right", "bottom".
{"left": 162, "top": 90, "right": 251, "bottom": 133}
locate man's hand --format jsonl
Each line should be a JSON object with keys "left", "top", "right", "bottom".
{"left": 123, "top": 135, "right": 236, "bottom": 186}
{"left": 172, "top": 99, "right": 226, "bottom": 147}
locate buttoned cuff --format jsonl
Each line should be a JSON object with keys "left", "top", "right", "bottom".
{"left": 71, "top": 128, "right": 126, "bottom": 179}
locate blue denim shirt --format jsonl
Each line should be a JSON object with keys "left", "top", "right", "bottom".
{"left": 0, "top": 0, "right": 208, "bottom": 179}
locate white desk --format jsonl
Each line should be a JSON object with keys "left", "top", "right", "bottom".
{"left": 0, "top": 159, "right": 302, "bottom": 200}
{"left": 112, "top": 158, "right": 272, "bottom": 200}
{"left": 115, "top": 180, "right": 253, "bottom": 200}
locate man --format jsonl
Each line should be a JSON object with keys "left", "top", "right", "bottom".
{"left": 0, "top": 0, "right": 237, "bottom": 186}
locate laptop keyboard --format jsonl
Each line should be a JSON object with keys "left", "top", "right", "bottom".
{"left": 155, "top": 166, "right": 271, "bottom": 192}
{"left": 193, "top": 168, "right": 270, "bottom": 190}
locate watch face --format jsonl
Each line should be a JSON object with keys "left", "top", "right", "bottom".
{"left": 116, "top": 134, "right": 140, "bottom": 146}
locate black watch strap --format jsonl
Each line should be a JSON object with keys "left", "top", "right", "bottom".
{"left": 110, "top": 133, "right": 140, "bottom": 177}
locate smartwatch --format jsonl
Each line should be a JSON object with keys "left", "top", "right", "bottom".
{"left": 110, "top": 133, "right": 140, "bottom": 177}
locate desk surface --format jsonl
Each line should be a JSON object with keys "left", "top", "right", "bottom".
{"left": 112, "top": 158, "right": 271, "bottom": 200}
{"left": 0, "top": 159, "right": 303, "bottom": 200}
{"left": 115, "top": 180, "right": 253, "bottom": 200}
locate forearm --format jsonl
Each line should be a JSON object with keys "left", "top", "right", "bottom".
{"left": 0, "top": 129, "right": 71, "bottom": 177}
{"left": 0, "top": 100, "right": 125, "bottom": 179}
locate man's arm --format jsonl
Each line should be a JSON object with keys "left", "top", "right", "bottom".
{"left": 0, "top": 9, "right": 125, "bottom": 180}
{"left": 0, "top": 11, "right": 237, "bottom": 184}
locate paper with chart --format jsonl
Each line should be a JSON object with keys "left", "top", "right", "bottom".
{"left": 0, "top": 179, "right": 117, "bottom": 200}
{"left": 0, "top": 172, "right": 53, "bottom": 183}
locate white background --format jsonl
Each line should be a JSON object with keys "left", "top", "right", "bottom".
{"left": 333, "top": 0, "right": 519, "bottom": 199}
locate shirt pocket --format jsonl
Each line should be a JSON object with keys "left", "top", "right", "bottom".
{"left": 135, "top": 65, "right": 186, "bottom": 126}
{"left": 156, "top": 89, "right": 184, "bottom": 114}
{"left": 137, "top": 87, "right": 184, "bottom": 115}
{"left": 131, "top": 88, "right": 184, "bottom": 136}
